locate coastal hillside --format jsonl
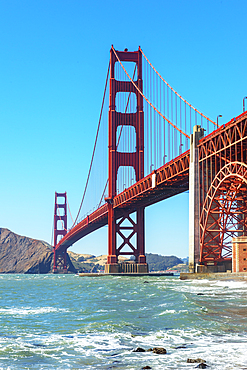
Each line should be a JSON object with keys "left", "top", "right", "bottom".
{"left": 68, "top": 252, "right": 128, "bottom": 272}
{"left": 0, "top": 227, "right": 186, "bottom": 273}
{"left": 68, "top": 251, "right": 186, "bottom": 272}
{"left": 0, "top": 228, "right": 75, "bottom": 273}
{"left": 146, "top": 253, "right": 184, "bottom": 271}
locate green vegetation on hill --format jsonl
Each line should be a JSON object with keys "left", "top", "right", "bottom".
{"left": 71, "top": 260, "right": 103, "bottom": 273}
{"left": 68, "top": 252, "right": 104, "bottom": 272}
{"left": 0, "top": 229, "right": 187, "bottom": 274}
{"left": 68, "top": 251, "right": 185, "bottom": 272}
{"left": 146, "top": 253, "right": 184, "bottom": 271}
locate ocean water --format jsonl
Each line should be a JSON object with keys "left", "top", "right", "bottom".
{"left": 0, "top": 274, "right": 247, "bottom": 370}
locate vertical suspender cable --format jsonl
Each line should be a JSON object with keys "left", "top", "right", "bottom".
{"left": 190, "top": 106, "right": 192, "bottom": 137}
{"left": 72, "top": 62, "right": 110, "bottom": 227}
{"left": 171, "top": 90, "right": 174, "bottom": 158}
{"left": 180, "top": 98, "right": 182, "bottom": 150}
{"left": 159, "top": 76, "right": 162, "bottom": 166}
{"left": 175, "top": 94, "right": 177, "bottom": 157}
{"left": 167, "top": 84, "right": 170, "bottom": 161}
{"left": 163, "top": 75, "right": 166, "bottom": 163}
{"left": 150, "top": 64, "right": 152, "bottom": 170}
{"left": 185, "top": 103, "right": 187, "bottom": 150}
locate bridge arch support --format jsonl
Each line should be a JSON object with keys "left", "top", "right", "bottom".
{"left": 199, "top": 161, "right": 247, "bottom": 270}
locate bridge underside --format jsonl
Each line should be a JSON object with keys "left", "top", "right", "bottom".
{"left": 56, "top": 113, "right": 247, "bottom": 274}
{"left": 56, "top": 179, "right": 189, "bottom": 248}
{"left": 52, "top": 45, "right": 247, "bottom": 274}
{"left": 54, "top": 151, "right": 190, "bottom": 265}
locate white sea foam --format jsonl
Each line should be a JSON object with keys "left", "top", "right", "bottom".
{"left": 0, "top": 323, "right": 246, "bottom": 369}
{"left": 157, "top": 309, "right": 188, "bottom": 316}
{"left": 0, "top": 275, "right": 247, "bottom": 369}
{"left": 158, "top": 309, "right": 176, "bottom": 315}
{"left": 212, "top": 279, "right": 247, "bottom": 289}
{"left": 0, "top": 306, "right": 67, "bottom": 316}
{"left": 125, "top": 328, "right": 247, "bottom": 369}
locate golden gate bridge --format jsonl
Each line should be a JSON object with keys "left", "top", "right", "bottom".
{"left": 52, "top": 46, "right": 247, "bottom": 274}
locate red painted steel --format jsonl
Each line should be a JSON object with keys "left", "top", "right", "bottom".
{"left": 53, "top": 192, "right": 68, "bottom": 272}
{"left": 198, "top": 112, "right": 247, "bottom": 266}
{"left": 52, "top": 44, "right": 247, "bottom": 271}
{"left": 54, "top": 113, "right": 247, "bottom": 269}
{"left": 107, "top": 47, "right": 146, "bottom": 264}
{"left": 54, "top": 151, "right": 190, "bottom": 252}
{"left": 114, "top": 150, "right": 190, "bottom": 211}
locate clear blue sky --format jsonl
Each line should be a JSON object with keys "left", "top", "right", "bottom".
{"left": 0, "top": 0, "right": 246, "bottom": 258}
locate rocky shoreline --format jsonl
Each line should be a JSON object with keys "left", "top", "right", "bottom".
{"left": 180, "top": 271, "right": 247, "bottom": 281}
{"left": 132, "top": 346, "right": 209, "bottom": 369}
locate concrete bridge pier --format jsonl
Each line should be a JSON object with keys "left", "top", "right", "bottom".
{"left": 189, "top": 125, "right": 204, "bottom": 272}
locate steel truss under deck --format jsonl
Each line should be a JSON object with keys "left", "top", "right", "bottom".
{"left": 199, "top": 112, "right": 247, "bottom": 265}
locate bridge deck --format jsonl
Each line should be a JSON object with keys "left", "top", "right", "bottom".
{"left": 55, "top": 150, "right": 190, "bottom": 251}
{"left": 56, "top": 112, "right": 247, "bottom": 252}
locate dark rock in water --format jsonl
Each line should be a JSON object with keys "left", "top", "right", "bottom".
{"left": 133, "top": 347, "right": 146, "bottom": 352}
{"left": 197, "top": 293, "right": 204, "bottom": 296}
{"left": 187, "top": 358, "right": 206, "bottom": 363}
{"left": 196, "top": 363, "right": 209, "bottom": 369}
{"left": 175, "top": 345, "right": 187, "bottom": 349}
{"left": 144, "top": 281, "right": 149, "bottom": 283}
{"left": 142, "top": 366, "right": 152, "bottom": 369}
{"left": 152, "top": 347, "right": 167, "bottom": 354}
{"left": 147, "top": 348, "right": 153, "bottom": 352}
{"left": 0, "top": 228, "right": 76, "bottom": 273}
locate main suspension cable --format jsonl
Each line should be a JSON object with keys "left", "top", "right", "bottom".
{"left": 72, "top": 62, "right": 110, "bottom": 227}
{"left": 140, "top": 47, "right": 216, "bottom": 126}
{"left": 97, "top": 64, "right": 138, "bottom": 207}
{"left": 112, "top": 46, "right": 190, "bottom": 139}
{"left": 66, "top": 193, "right": 74, "bottom": 225}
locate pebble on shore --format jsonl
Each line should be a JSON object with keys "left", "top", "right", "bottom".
{"left": 187, "top": 358, "right": 206, "bottom": 363}
{"left": 133, "top": 347, "right": 167, "bottom": 354}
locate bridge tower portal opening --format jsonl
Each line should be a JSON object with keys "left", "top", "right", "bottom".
{"left": 53, "top": 192, "right": 68, "bottom": 273}
{"left": 105, "top": 47, "right": 148, "bottom": 273}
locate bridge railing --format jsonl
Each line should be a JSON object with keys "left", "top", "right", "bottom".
{"left": 114, "top": 149, "right": 190, "bottom": 210}
{"left": 54, "top": 203, "right": 108, "bottom": 250}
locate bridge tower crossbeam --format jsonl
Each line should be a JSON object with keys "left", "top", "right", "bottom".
{"left": 53, "top": 192, "right": 68, "bottom": 273}
{"left": 105, "top": 47, "right": 148, "bottom": 273}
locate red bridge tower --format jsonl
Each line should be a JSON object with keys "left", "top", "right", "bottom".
{"left": 105, "top": 47, "right": 148, "bottom": 273}
{"left": 53, "top": 192, "right": 68, "bottom": 273}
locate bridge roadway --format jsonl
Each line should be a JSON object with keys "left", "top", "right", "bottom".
{"left": 55, "top": 149, "right": 190, "bottom": 251}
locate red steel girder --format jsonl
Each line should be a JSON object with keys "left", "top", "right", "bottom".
{"left": 54, "top": 150, "right": 190, "bottom": 253}
{"left": 53, "top": 192, "right": 68, "bottom": 272}
{"left": 200, "top": 162, "right": 247, "bottom": 263}
{"left": 199, "top": 113, "right": 247, "bottom": 265}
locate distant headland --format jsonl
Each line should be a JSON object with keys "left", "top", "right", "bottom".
{"left": 0, "top": 228, "right": 187, "bottom": 273}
